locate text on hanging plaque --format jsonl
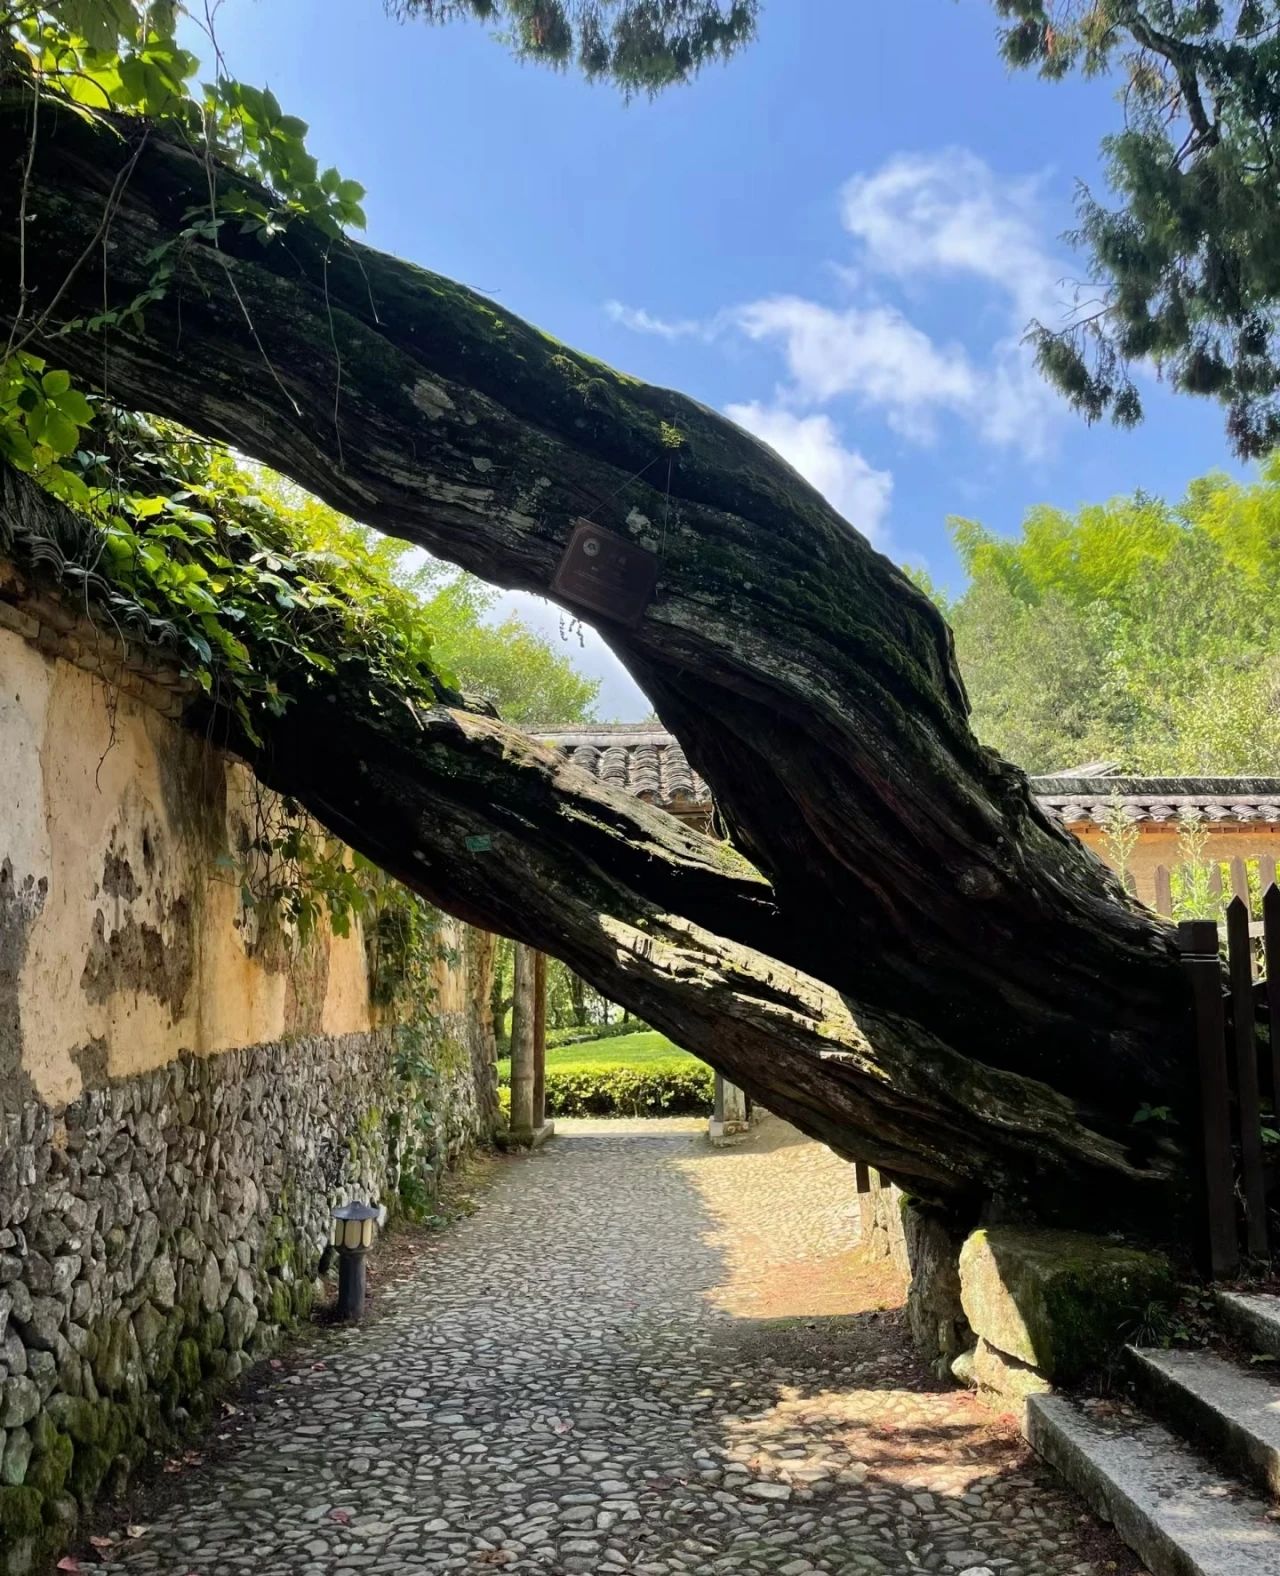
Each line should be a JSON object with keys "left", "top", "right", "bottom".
{"left": 550, "top": 519, "right": 659, "bottom": 627}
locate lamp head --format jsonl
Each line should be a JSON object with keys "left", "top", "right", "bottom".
{"left": 331, "top": 1199, "right": 378, "bottom": 1251}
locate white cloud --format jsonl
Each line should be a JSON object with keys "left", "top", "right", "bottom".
{"left": 733, "top": 151, "right": 1073, "bottom": 454}
{"left": 840, "top": 147, "right": 1067, "bottom": 328}
{"left": 979, "top": 345, "right": 1063, "bottom": 458}
{"left": 736, "top": 296, "right": 976, "bottom": 441}
{"left": 725, "top": 400, "right": 893, "bottom": 546}
{"left": 604, "top": 300, "right": 709, "bottom": 340}
{"left": 606, "top": 147, "right": 1073, "bottom": 460}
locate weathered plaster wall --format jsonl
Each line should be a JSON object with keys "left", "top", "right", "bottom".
{"left": 1, "top": 624, "right": 380, "bottom": 1106}
{"left": 0, "top": 618, "right": 497, "bottom": 1571}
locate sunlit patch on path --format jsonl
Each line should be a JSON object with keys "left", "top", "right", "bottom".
{"left": 94, "top": 1115, "right": 1141, "bottom": 1576}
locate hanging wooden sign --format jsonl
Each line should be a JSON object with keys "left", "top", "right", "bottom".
{"left": 550, "top": 519, "right": 659, "bottom": 628}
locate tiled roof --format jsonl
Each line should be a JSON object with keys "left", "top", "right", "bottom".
{"left": 536, "top": 726, "right": 1280, "bottom": 828}
{"left": 534, "top": 725, "right": 710, "bottom": 812}
{"left": 1031, "top": 777, "right": 1280, "bottom": 828}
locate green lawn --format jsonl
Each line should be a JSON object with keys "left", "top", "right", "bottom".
{"left": 497, "top": 1029, "right": 697, "bottom": 1082}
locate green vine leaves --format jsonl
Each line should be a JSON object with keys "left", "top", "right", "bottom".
{"left": 8, "top": 4, "right": 367, "bottom": 234}
{"left": 2, "top": 8, "right": 436, "bottom": 738}
{"left": 0, "top": 352, "right": 97, "bottom": 502}
{"left": 1, "top": 4, "right": 370, "bottom": 520}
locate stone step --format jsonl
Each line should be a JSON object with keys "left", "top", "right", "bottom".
{"left": 1128, "top": 1345, "right": 1280, "bottom": 1499}
{"left": 1217, "top": 1292, "right": 1280, "bottom": 1359}
{"left": 1027, "top": 1392, "right": 1280, "bottom": 1576}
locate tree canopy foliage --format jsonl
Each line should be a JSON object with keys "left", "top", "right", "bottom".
{"left": 375, "top": 549, "right": 599, "bottom": 723}
{"left": 996, "top": 0, "right": 1280, "bottom": 457}
{"left": 391, "top": 0, "right": 758, "bottom": 92}
{"left": 934, "top": 458, "right": 1280, "bottom": 774}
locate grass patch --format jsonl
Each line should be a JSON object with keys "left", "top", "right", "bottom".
{"left": 498, "top": 1029, "right": 696, "bottom": 1080}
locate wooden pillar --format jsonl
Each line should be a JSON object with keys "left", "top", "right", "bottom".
{"left": 533, "top": 950, "right": 548, "bottom": 1129}
{"left": 509, "top": 942, "right": 536, "bottom": 1143}
{"left": 710, "top": 1071, "right": 749, "bottom": 1143}
{"left": 853, "top": 1159, "right": 871, "bottom": 1242}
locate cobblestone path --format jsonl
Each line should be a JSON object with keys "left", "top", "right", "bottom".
{"left": 105, "top": 1118, "right": 1140, "bottom": 1576}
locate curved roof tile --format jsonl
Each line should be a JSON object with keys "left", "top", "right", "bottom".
{"left": 535, "top": 729, "right": 1280, "bottom": 826}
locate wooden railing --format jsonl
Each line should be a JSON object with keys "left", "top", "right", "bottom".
{"left": 1153, "top": 853, "right": 1278, "bottom": 921}
{"left": 1178, "top": 885, "right": 1280, "bottom": 1276}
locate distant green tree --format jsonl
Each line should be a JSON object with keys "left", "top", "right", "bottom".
{"left": 943, "top": 460, "right": 1280, "bottom": 773}
{"left": 390, "top": 0, "right": 758, "bottom": 93}
{"left": 995, "top": 1, "right": 1280, "bottom": 457}
{"left": 402, "top": 560, "right": 599, "bottom": 723}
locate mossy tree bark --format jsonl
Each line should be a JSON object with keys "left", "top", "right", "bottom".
{"left": 0, "top": 99, "right": 1194, "bottom": 1233}
{"left": 2, "top": 459, "right": 1170, "bottom": 1219}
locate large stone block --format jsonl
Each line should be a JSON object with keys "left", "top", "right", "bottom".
{"left": 972, "top": 1335, "right": 1052, "bottom": 1418}
{"left": 1, "top": 1427, "right": 31, "bottom": 1487}
{"left": 902, "top": 1202, "right": 970, "bottom": 1368}
{"left": 959, "top": 1227, "right": 1173, "bottom": 1383}
{"left": 16, "top": 1295, "right": 64, "bottom": 1353}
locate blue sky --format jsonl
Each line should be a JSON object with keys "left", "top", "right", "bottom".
{"left": 188, "top": 0, "right": 1249, "bottom": 718}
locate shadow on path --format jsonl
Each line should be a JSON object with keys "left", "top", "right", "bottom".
{"left": 88, "top": 1117, "right": 1142, "bottom": 1576}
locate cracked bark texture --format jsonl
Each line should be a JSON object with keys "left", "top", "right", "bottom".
{"left": 0, "top": 97, "right": 1195, "bottom": 1233}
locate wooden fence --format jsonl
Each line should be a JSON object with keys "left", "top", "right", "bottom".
{"left": 1153, "top": 852, "right": 1278, "bottom": 922}
{"left": 1178, "top": 884, "right": 1280, "bottom": 1276}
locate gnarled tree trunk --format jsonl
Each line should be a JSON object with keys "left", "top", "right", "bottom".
{"left": 0, "top": 95, "right": 1195, "bottom": 1236}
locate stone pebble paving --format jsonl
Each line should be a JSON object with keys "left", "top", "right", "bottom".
{"left": 103, "top": 1116, "right": 1141, "bottom": 1576}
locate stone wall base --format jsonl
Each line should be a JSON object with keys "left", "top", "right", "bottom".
{"left": 0, "top": 1028, "right": 488, "bottom": 1575}
{"left": 860, "top": 1170, "right": 970, "bottom": 1380}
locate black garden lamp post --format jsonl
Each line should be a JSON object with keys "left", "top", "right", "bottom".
{"left": 330, "top": 1200, "right": 378, "bottom": 1320}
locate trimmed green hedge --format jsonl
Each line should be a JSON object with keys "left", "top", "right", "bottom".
{"left": 498, "top": 1042, "right": 714, "bottom": 1117}
{"left": 499, "top": 1028, "right": 714, "bottom": 1118}
{"left": 541, "top": 1060, "right": 714, "bottom": 1117}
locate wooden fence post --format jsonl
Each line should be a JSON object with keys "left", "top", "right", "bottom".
{"left": 1227, "top": 897, "right": 1269, "bottom": 1258}
{"left": 1176, "top": 919, "right": 1239, "bottom": 1278}
{"left": 1154, "top": 864, "right": 1173, "bottom": 917}
{"left": 1267, "top": 883, "right": 1280, "bottom": 1119}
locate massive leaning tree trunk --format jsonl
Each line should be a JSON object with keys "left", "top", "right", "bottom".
{"left": 0, "top": 97, "right": 1195, "bottom": 1234}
